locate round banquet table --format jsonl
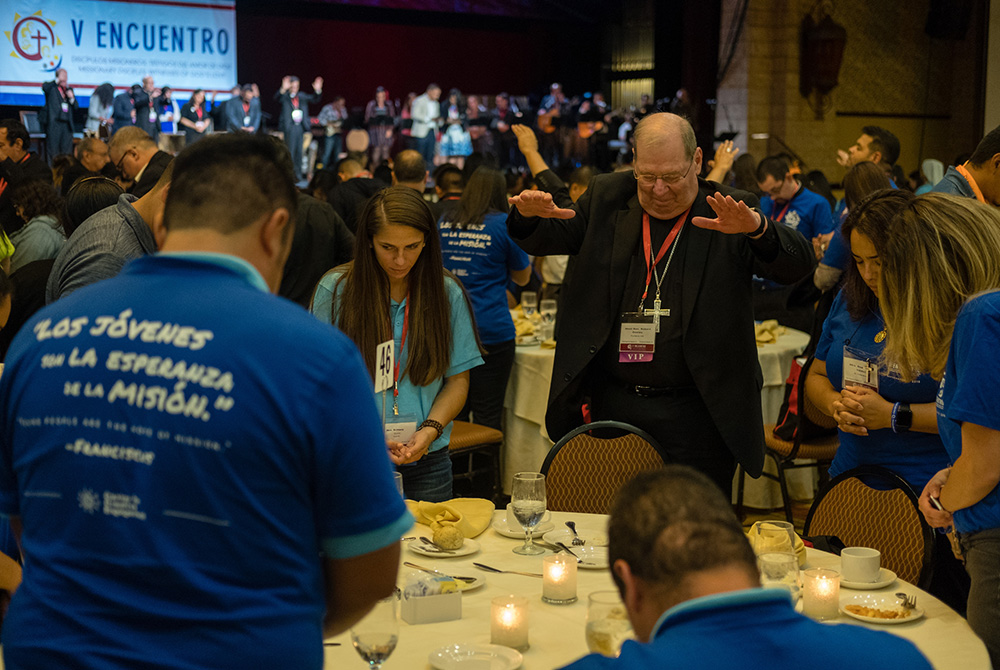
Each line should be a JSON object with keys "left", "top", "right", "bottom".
{"left": 502, "top": 329, "right": 814, "bottom": 507}
{"left": 318, "top": 510, "right": 988, "bottom": 670}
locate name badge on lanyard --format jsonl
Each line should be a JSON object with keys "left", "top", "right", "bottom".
{"left": 60, "top": 102, "right": 69, "bottom": 113}
{"left": 148, "top": 109, "right": 157, "bottom": 123}
{"left": 842, "top": 345, "right": 879, "bottom": 392}
{"left": 291, "top": 109, "right": 304, "bottom": 123}
{"left": 619, "top": 313, "right": 655, "bottom": 363}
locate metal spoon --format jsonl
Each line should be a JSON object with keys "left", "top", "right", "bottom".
{"left": 566, "top": 520, "right": 585, "bottom": 545}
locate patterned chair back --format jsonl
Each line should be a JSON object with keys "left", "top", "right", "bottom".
{"left": 804, "top": 466, "right": 935, "bottom": 587}
{"left": 541, "top": 421, "right": 666, "bottom": 514}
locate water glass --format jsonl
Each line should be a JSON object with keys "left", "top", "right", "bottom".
{"left": 540, "top": 299, "right": 557, "bottom": 325}
{"left": 350, "top": 592, "right": 399, "bottom": 669}
{"left": 510, "top": 472, "right": 546, "bottom": 555}
{"left": 393, "top": 471, "right": 404, "bottom": 499}
{"left": 753, "top": 520, "right": 797, "bottom": 555}
{"left": 521, "top": 292, "right": 538, "bottom": 318}
{"left": 758, "top": 552, "right": 801, "bottom": 600}
{"left": 585, "top": 591, "right": 634, "bottom": 657}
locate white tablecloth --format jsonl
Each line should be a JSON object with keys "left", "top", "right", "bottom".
{"left": 318, "top": 511, "right": 988, "bottom": 669}
{"left": 501, "top": 329, "right": 813, "bottom": 508}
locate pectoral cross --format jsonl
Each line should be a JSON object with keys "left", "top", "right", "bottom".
{"left": 643, "top": 298, "right": 669, "bottom": 332}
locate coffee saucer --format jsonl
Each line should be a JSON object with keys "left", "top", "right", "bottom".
{"left": 840, "top": 567, "right": 897, "bottom": 590}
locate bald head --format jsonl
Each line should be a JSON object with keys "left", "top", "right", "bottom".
{"left": 337, "top": 159, "right": 364, "bottom": 181}
{"left": 633, "top": 113, "right": 697, "bottom": 162}
{"left": 393, "top": 150, "right": 428, "bottom": 191}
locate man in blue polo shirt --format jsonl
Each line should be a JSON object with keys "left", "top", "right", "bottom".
{"left": 561, "top": 466, "right": 932, "bottom": 670}
{"left": 0, "top": 135, "right": 410, "bottom": 669}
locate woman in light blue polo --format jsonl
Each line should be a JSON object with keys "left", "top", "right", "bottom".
{"left": 311, "top": 186, "right": 483, "bottom": 502}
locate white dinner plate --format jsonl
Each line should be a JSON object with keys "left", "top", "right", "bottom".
{"left": 543, "top": 527, "right": 609, "bottom": 547}
{"left": 491, "top": 518, "right": 555, "bottom": 539}
{"left": 566, "top": 545, "right": 609, "bottom": 569}
{"left": 840, "top": 567, "right": 897, "bottom": 590}
{"left": 840, "top": 593, "right": 924, "bottom": 624}
{"left": 407, "top": 537, "right": 481, "bottom": 558}
{"left": 515, "top": 336, "right": 539, "bottom": 346}
{"left": 429, "top": 643, "right": 523, "bottom": 670}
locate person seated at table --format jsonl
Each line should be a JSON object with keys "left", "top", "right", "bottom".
{"left": 311, "top": 186, "right": 483, "bottom": 502}
{"left": 439, "top": 167, "right": 531, "bottom": 431}
{"left": 878, "top": 193, "right": 1000, "bottom": 668}
{"left": 561, "top": 466, "right": 932, "bottom": 670}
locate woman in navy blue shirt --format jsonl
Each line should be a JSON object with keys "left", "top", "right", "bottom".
{"left": 879, "top": 193, "right": 1000, "bottom": 667}
{"left": 438, "top": 167, "right": 531, "bottom": 430}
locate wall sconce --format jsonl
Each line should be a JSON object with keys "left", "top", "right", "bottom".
{"left": 800, "top": 2, "right": 847, "bottom": 120}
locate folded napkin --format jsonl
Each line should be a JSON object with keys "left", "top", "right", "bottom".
{"left": 540, "top": 338, "right": 556, "bottom": 349}
{"left": 746, "top": 521, "right": 807, "bottom": 567}
{"left": 754, "top": 319, "right": 788, "bottom": 347}
{"left": 406, "top": 498, "right": 494, "bottom": 538}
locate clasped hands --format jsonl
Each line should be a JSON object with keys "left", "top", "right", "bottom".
{"left": 386, "top": 427, "right": 436, "bottom": 465}
{"left": 829, "top": 385, "right": 892, "bottom": 436}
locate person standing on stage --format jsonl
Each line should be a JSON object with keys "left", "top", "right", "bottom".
{"left": 275, "top": 75, "right": 323, "bottom": 182}
{"left": 134, "top": 76, "right": 161, "bottom": 143}
{"left": 40, "top": 69, "right": 77, "bottom": 160}
{"left": 506, "top": 112, "right": 815, "bottom": 492}
{"left": 410, "top": 84, "right": 442, "bottom": 167}
{"left": 179, "top": 90, "right": 211, "bottom": 146}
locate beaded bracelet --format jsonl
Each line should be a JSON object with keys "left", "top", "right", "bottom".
{"left": 420, "top": 419, "right": 444, "bottom": 441}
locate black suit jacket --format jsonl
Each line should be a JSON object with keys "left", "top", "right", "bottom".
{"left": 111, "top": 93, "right": 135, "bottom": 135}
{"left": 279, "top": 193, "right": 356, "bottom": 307}
{"left": 128, "top": 151, "right": 173, "bottom": 199}
{"left": 134, "top": 90, "right": 160, "bottom": 139}
{"left": 507, "top": 173, "right": 815, "bottom": 476}
{"left": 41, "top": 81, "right": 77, "bottom": 131}
{"left": 275, "top": 91, "right": 321, "bottom": 133}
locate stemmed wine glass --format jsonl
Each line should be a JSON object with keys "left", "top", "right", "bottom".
{"left": 521, "top": 292, "right": 538, "bottom": 318}
{"left": 511, "top": 472, "right": 546, "bottom": 555}
{"left": 350, "top": 592, "right": 399, "bottom": 669}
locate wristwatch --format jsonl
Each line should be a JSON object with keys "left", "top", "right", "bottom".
{"left": 892, "top": 402, "right": 913, "bottom": 433}
{"left": 746, "top": 211, "right": 768, "bottom": 238}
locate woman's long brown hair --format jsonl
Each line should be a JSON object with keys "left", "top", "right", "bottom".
{"left": 334, "top": 186, "right": 452, "bottom": 386}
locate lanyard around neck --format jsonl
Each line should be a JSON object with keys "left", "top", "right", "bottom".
{"left": 640, "top": 208, "right": 690, "bottom": 306}
{"left": 392, "top": 292, "right": 411, "bottom": 411}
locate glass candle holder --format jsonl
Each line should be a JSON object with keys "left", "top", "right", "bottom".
{"left": 491, "top": 595, "right": 530, "bottom": 651}
{"left": 542, "top": 554, "right": 578, "bottom": 604}
{"left": 802, "top": 567, "right": 840, "bottom": 620}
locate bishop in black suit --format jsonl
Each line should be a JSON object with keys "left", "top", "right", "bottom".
{"left": 507, "top": 113, "right": 815, "bottom": 492}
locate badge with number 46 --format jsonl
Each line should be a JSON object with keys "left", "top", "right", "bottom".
{"left": 375, "top": 340, "right": 394, "bottom": 393}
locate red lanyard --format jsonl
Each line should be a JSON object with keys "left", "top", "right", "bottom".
{"left": 195, "top": 106, "right": 203, "bottom": 120}
{"left": 640, "top": 208, "right": 690, "bottom": 303}
{"left": 292, "top": 96, "right": 299, "bottom": 109}
{"left": 392, "top": 293, "right": 410, "bottom": 408}
{"left": 242, "top": 102, "right": 250, "bottom": 114}
{"left": 773, "top": 200, "right": 792, "bottom": 223}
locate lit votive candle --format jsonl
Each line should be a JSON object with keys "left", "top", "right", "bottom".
{"left": 802, "top": 567, "right": 840, "bottom": 620}
{"left": 491, "top": 595, "right": 530, "bottom": 650}
{"left": 542, "top": 554, "right": 578, "bottom": 604}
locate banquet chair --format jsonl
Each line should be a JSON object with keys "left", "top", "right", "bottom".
{"left": 541, "top": 421, "right": 666, "bottom": 514}
{"left": 735, "top": 355, "right": 839, "bottom": 524}
{"left": 448, "top": 420, "right": 503, "bottom": 505}
{"left": 803, "top": 465, "right": 935, "bottom": 588}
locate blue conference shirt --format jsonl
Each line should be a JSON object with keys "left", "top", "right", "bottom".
{"left": 311, "top": 270, "right": 484, "bottom": 450}
{"left": 937, "top": 291, "right": 1000, "bottom": 534}
{"left": 0, "top": 253, "right": 411, "bottom": 670}
{"left": 814, "top": 290, "right": 949, "bottom": 490}
{"left": 760, "top": 184, "right": 836, "bottom": 242}
{"left": 439, "top": 210, "right": 531, "bottom": 345}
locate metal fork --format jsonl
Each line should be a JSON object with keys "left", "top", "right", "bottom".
{"left": 896, "top": 592, "right": 917, "bottom": 610}
{"left": 566, "top": 520, "right": 586, "bottom": 546}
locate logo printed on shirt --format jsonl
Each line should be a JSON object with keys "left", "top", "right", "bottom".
{"left": 784, "top": 210, "right": 801, "bottom": 230}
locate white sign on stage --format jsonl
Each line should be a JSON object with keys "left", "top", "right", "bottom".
{"left": 1, "top": 0, "right": 237, "bottom": 106}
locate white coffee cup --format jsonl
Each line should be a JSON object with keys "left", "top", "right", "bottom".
{"left": 505, "top": 502, "right": 551, "bottom": 529}
{"left": 841, "top": 547, "right": 881, "bottom": 583}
